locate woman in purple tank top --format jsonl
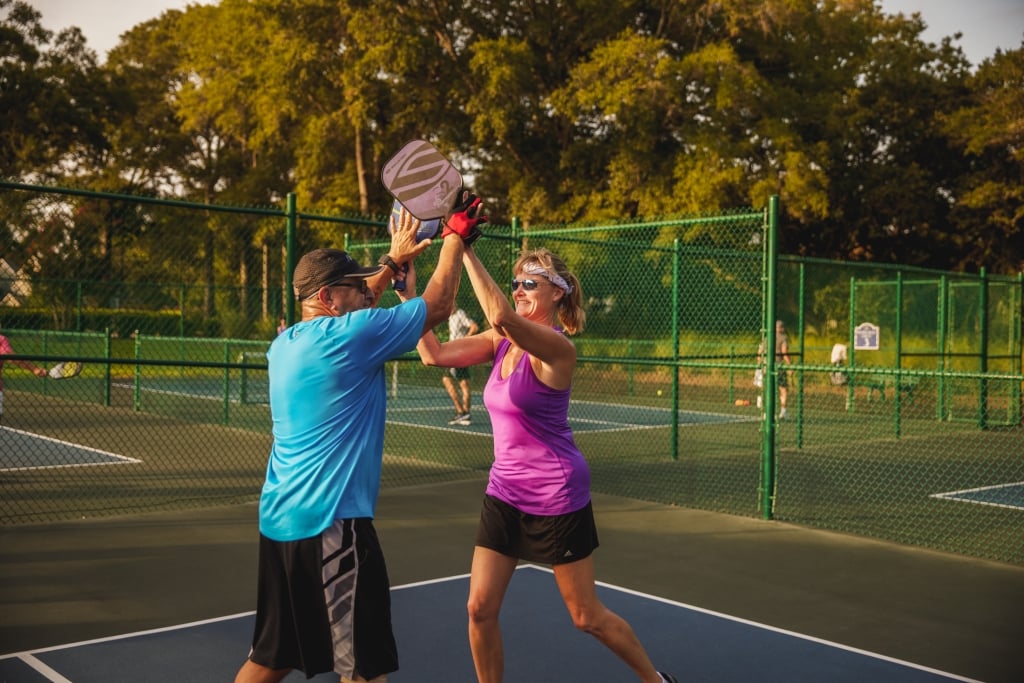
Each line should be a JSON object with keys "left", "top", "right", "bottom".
{"left": 416, "top": 247, "right": 677, "bottom": 683}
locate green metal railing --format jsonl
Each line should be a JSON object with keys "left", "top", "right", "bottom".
{"left": 2, "top": 181, "right": 1022, "bottom": 567}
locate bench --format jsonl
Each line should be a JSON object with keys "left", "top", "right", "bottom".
{"left": 863, "top": 374, "right": 920, "bottom": 402}
{"left": 864, "top": 374, "right": 888, "bottom": 401}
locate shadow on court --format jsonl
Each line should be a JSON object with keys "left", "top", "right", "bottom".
{"left": 1, "top": 480, "right": 1022, "bottom": 682}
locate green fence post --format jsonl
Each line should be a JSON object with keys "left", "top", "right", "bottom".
{"left": 104, "top": 327, "right": 112, "bottom": 407}
{"left": 239, "top": 348, "right": 249, "bottom": 406}
{"left": 938, "top": 275, "right": 948, "bottom": 420}
{"left": 760, "top": 195, "right": 779, "bottom": 520}
{"left": 670, "top": 238, "right": 680, "bottom": 461}
{"left": 285, "top": 193, "right": 297, "bottom": 326}
{"left": 979, "top": 267, "right": 989, "bottom": 430}
{"left": 894, "top": 271, "right": 904, "bottom": 438}
{"left": 847, "top": 278, "right": 856, "bottom": 412}
{"left": 179, "top": 284, "right": 186, "bottom": 338}
{"left": 627, "top": 339, "right": 635, "bottom": 397}
{"left": 796, "top": 261, "right": 805, "bottom": 448}
{"left": 133, "top": 331, "right": 141, "bottom": 411}
{"left": 223, "top": 341, "right": 231, "bottom": 426}
{"left": 1015, "top": 273, "right": 1023, "bottom": 425}
{"left": 41, "top": 330, "right": 50, "bottom": 396}
{"left": 727, "top": 344, "right": 735, "bottom": 404}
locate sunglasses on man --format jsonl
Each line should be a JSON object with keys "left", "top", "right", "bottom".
{"left": 331, "top": 280, "right": 369, "bottom": 294}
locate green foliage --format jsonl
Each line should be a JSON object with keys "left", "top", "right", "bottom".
{"left": 3, "top": 0, "right": 1022, "bottom": 295}
{"left": 940, "top": 47, "right": 1024, "bottom": 274}
{"left": 0, "top": 1, "right": 107, "bottom": 178}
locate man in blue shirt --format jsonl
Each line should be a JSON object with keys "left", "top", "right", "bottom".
{"left": 236, "top": 196, "right": 485, "bottom": 683}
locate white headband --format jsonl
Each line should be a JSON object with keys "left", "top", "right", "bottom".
{"left": 522, "top": 262, "right": 573, "bottom": 294}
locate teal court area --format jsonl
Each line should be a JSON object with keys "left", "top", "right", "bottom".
{"left": 1, "top": 481, "right": 1022, "bottom": 683}
{"left": 0, "top": 565, "right": 978, "bottom": 683}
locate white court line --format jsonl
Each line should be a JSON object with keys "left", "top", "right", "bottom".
{"left": 1, "top": 565, "right": 979, "bottom": 682}
{"left": 17, "top": 654, "right": 72, "bottom": 683}
{"left": 0, "top": 426, "right": 141, "bottom": 472}
{"left": 384, "top": 415, "right": 706, "bottom": 435}
{"left": 386, "top": 401, "right": 756, "bottom": 433}
{"left": 1, "top": 611, "right": 260, "bottom": 661}
{"left": 929, "top": 480, "right": 1024, "bottom": 511}
{"left": 383, "top": 418, "right": 494, "bottom": 435}
{"left": 522, "top": 564, "right": 982, "bottom": 683}
{"left": 110, "top": 381, "right": 260, "bottom": 405}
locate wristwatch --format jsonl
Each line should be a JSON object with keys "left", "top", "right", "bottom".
{"left": 378, "top": 254, "right": 400, "bottom": 274}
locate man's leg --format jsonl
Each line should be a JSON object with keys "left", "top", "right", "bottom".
{"left": 442, "top": 375, "right": 464, "bottom": 414}
{"left": 234, "top": 660, "right": 291, "bottom": 683}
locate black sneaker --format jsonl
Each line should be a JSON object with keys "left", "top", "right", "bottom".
{"left": 657, "top": 673, "right": 678, "bottom": 683}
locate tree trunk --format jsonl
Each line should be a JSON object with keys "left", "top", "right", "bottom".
{"left": 355, "top": 125, "right": 368, "bottom": 213}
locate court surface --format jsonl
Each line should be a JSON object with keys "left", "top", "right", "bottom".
{"left": 0, "top": 565, "right": 975, "bottom": 682}
{"left": 1, "top": 481, "right": 1022, "bottom": 683}
{"left": 112, "top": 376, "right": 754, "bottom": 435}
{"left": 930, "top": 481, "right": 1024, "bottom": 510}
{"left": 386, "top": 396, "right": 754, "bottom": 436}
{"left": 0, "top": 426, "right": 139, "bottom": 471}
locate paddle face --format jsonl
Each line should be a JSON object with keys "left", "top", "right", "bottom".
{"left": 390, "top": 199, "right": 441, "bottom": 243}
{"left": 381, "top": 140, "right": 463, "bottom": 220}
{"left": 48, "top": 361, "right": 83, "bottom": 380}
{"left": 388, "top": 199, "right": 439, "bottom": 292}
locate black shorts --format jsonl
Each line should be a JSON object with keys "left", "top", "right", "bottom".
{"left": 475, "top": 495, "right": 599, "bottom": 565}
{"left": 248, "top": 518, "right": 398, "bottom": 679}
{"left": 448, "top": 366, "right": 470, "bottom": 381}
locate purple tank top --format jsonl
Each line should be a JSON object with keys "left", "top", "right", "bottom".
{"left": 481, "top": 338, "right": 591, "bottom": 515}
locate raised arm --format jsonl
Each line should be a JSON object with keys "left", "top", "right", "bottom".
{"left": 390, "top": 231, "right": 464, "bottom": 334}
{"left": 462, "top": 248, "right": 575, "bottom": 384}
{"left": 388, "top": 197, "right": 486, "bottom": 335}
{"left": 0, "top": 337, "right": 46, "bottom": 378}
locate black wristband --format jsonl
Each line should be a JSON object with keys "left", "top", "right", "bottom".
{"left": 378, "top": 254, "right": 400, "bottom": 274}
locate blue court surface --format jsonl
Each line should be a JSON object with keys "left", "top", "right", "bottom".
{"left": 0, "top": 565, "right": 974, "bottom": 683}
{"left": 930, "top": 481, "right": 1024, "bottom": 510}
{"left": 0, "top": 427, "right": 139, "bottom": 472}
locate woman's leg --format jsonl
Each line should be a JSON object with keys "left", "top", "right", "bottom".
{"left": 467, "top": 546, "right": 518, "bottom": 683}
{"left": 552, "top": 557, "right": 663, "bottom": 683}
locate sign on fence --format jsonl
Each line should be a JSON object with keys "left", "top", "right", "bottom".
{"left": 854, "top": 322, "right": 880, "bottom": 350}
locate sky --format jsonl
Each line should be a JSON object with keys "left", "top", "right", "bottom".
{"left": 27, "top": 0, "right": 1024, "bottom": 67}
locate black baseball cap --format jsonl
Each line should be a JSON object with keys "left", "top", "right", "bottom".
{"left": 293, "top": 248, "right": 385, "bottom": 299}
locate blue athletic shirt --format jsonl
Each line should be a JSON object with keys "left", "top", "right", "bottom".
{"left": 258, "top": 299, "right": 426, "bottom": 541}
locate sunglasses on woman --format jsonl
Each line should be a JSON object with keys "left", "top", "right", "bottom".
{"left": 510, "top": 278, "right": 541, "bottom": 291}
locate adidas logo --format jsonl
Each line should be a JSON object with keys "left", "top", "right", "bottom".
{"left": 563, "top": 550, "right": 573, "bottom": 558}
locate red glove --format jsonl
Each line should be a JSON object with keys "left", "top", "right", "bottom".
{"left": 442, "top": 192, "right": 487, "bottom": 246}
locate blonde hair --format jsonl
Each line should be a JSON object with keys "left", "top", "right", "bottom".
{"left": 513, "top": 248, "right": 586, "bottom": 335}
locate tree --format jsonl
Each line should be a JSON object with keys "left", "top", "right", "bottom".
{"left": 942, "top": 46, "right": 1024, "bottom": 274}
{"left": 7, "top": 0, "right": 1021, "bottom": 287}
{"left": 0, "top": 0, "right": 115, "bottom": 315}
{"left": 0, "top": 0, "right": 107, "bottom": 180}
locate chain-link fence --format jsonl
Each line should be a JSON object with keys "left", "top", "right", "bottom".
{"left": 2, "top": 181, "right": 1021, "bottom": 566}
